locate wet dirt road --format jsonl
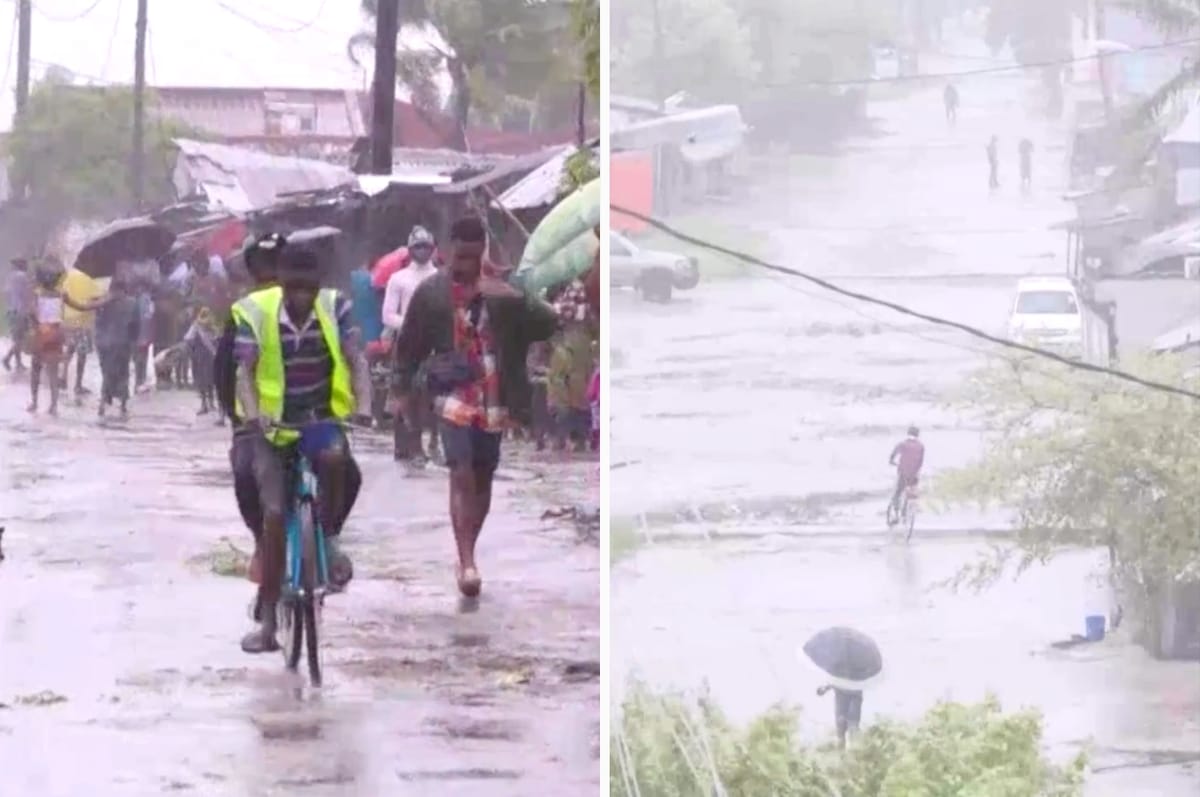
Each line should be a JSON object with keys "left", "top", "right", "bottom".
{"left": 610, "top": 41, "right": 1200, "bottom": 796}
{"left": 0, "top": 379, "right": 599, "bottom": 795}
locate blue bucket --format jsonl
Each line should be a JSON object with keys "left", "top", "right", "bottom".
{"left": 1084, "top": 614, "right": 1106, "bottom": 642}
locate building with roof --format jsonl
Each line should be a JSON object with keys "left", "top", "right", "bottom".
{"left": 147, "top": 85, "right": 586, "bottom": 163}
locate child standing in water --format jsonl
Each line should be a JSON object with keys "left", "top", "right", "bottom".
{"left": 28, "top": 259, "right": 108, "bottom": 415}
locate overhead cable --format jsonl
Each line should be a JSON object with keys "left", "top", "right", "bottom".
{"left": 609, "top": 206, "right": 1200, "bottom": 401}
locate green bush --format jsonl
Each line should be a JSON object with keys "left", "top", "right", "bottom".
{"left": 612, "top": 679, "right": 1087, "bottom": 796}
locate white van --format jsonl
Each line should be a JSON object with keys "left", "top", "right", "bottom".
{"left": 1007, "top": 276, "right": 1084, "bottom": 357}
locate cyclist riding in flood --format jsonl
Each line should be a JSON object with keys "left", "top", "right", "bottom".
{"left": 888, "top": 426, "right": 924, "bottom": 519}
{"left": 232, "top": 242, "right": 372, "bottom": 653}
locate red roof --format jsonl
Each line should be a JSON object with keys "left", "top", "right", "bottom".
{"left": 359, "top": 94, "right": 588, "bottom": 155}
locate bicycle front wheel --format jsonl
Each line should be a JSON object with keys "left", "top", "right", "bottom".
{"left": 904, "top": 500, "right": 917, "bottom": 541}
{"left": 298, "top": 502, "right": 324, "bottom": 687}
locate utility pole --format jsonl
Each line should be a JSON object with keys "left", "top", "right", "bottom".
{"left": 132, "top": 0, "right": 148, "bottom": 211}
{"left": 370, "top": 0, "right": 399, "bottom": 175}
{"left": 651, "top": 0, "right": 665, "bottom": 110}
{"left": 13, "top": 0, "right": 31, "bottom": 200}
{"left": 15, "top": 0, "right": 31, "bottom": 121}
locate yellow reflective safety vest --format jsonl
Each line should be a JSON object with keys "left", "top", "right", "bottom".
{"left": 231, "top": 286, "right": 354, "bottom": 445}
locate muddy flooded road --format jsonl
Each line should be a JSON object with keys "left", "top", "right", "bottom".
{"left": 0, "top": 381, "right": 599, "bottom": 795}
{"left": 610, "top": 51, "right": 1200, "bottom": 796}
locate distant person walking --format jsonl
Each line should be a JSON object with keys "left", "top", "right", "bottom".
{"left": 986, "top": 135, "right": 1000, "bottom": 191}
{"left": 3, "top": 257, "right": 34, "bottom": 372}
{"left": 1018, "top": 137, "right": 1034, "bottom": 191}
{"left": 943, "top": 83, "right": 959, "bottom": 125}
{"left": 94, "top": 275, "right": 140, "bottom": 419}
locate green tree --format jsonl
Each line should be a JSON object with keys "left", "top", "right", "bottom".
{"left": 936, "top": 354, "right": 1200, "bottom": 599}
{"left": 1115, "top": 0, "right": 1200, "bottom": 124}
{"left": 613, "top": 679, "right": 1087, "bottom": 795}
{"left": 351, "top": 0, "right": 579, "bottom": 149}
{"left": 611, "top": 0, "right": 759, "bottom": 104}
{"left": 5, "top": 79, "right": 187, "bottom": 243}
{"left": 573, "top": 0, "right": 599, "bottom": 98}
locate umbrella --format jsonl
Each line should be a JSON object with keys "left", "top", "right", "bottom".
{"left": 517, "top": 178, "right": 599, "bottom": 275}
{"left": 371, "top": 247, "right": 408, "bottom": 289}
{"left": 73, "top": 218, "right": 175, "bottom": 279}
{"left": 801, "top": 627, "right": 883, "bottom": 690}
{"left": 286, "top": 225, "right": 342, "bottom": 247}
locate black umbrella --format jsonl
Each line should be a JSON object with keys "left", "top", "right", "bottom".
{"left": 802, "top": 627, "right": 883, "bottom": 686}
{"left": 73, "top": 218, "right": 176, "bottom": 279}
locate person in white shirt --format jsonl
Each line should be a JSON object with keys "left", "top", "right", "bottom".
{"left": 381, "top": 226, "right": 438, "bottom": 336}
{"left": 381, "top": 225, "right": 440, "bottom": 464}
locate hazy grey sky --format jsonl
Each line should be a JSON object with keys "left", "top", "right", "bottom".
{"left": 0, "top": 0, "right": 385, "bottom": 129}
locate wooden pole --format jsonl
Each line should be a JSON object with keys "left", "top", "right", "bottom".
{"left": 132, "top": 0, "right": 148, "bottom": 210}
{"left": 370, "top": 0, "right": 399, "bottom": 174}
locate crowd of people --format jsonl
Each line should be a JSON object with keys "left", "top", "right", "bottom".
{"left": 3, "top": 216, "right": 600, "bottom": 655}
{"left": 3, "top": 249, "right": 236, "bottom": 417}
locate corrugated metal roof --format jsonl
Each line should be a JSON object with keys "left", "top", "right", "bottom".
{"left": 493, "top": 145, "right": 594, "bottom": 209}
{"left": 173, "top": 138, "right": 355, "bottom": 213}
{"left": 435, "top": 146, "right": 569, "bottom": 195}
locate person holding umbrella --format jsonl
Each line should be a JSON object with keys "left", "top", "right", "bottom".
{"left": 802, "top": 626, "right": 883, "bottom": 748}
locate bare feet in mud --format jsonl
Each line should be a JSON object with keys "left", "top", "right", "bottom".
{"left": 457, "top": 565, "right": 482, "bottom": 598}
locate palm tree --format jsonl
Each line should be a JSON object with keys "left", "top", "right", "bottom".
{"left": 349, "top": 0, "right": 578, "bottom": 150}
{"left": 1117, "top": 0, "right": 1200, "bottom": 126}
{"left": 572, "top": 0, "right": 600, "bottom": 98}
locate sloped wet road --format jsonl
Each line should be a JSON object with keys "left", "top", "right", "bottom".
{"left": 0, "top": 380, "right": 599, "bottom": 796}
{"left": 611, "top": 48, "right": 1200, "bottom": 796}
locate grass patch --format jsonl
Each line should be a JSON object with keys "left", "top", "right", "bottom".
{"left": 633, "top": 211, "right": 766, "bottom": 281}
{"left": 611, "top": 519, "right": 645, "bottom": 563}
{"left": 613, "top": 680, "right": 1088, "bottom": 795}
{"left": 188, "top": 536, "right": 251, "bottom": 578}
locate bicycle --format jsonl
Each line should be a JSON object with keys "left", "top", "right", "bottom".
{"left": 273, "top": 420, "right": 340, "bottom": 687}
{"left": 886, "top": 481, "right": 919, "bottom": 541}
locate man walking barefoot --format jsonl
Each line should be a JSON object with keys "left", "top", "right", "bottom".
{"left": 390, "top": 217, "right": 557, "bottom": 597}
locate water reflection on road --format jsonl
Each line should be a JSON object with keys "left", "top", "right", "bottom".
{"left": 0, "top": 384, "right": 599, "bottom": 795}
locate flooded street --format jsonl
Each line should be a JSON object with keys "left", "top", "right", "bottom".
{"left": 0, "top": 380, "right": 599, "bottom": 795}
{"left": 610, "top": 52, "right": 1200, "bottom": 796}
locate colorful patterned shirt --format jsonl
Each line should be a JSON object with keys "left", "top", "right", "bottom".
{"left": 438, "top": 282, "right": 506, "bottom": 431}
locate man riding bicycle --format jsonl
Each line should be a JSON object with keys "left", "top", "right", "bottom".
{"left": 888, "top": 426, "right": 924, "bottom": 519}
{"left": 232, "top": 243, "right": 373, "bottom": 653}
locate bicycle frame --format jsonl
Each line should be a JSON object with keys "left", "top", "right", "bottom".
{"left": 285, "top": 453, "right": 330, "bottom": 597}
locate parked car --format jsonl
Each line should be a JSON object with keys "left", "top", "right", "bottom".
{"left": 1007, "top": 276, "right": 1085, "bottom": 358}
{"left": 609, "top": 231, "right": 700, "bottom": 303}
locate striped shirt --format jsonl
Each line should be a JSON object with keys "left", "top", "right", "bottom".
{"left": 234, "top": 293, "right": 355, "bottom": 424}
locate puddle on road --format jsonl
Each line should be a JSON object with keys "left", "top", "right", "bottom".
{"left": 0, "top": 383, "right": 600, "bottom": 795}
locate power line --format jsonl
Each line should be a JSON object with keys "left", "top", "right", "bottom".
{"left": 611, "top": 206, "right": 1200, "bottom": 401}
{"left": 209, "top": 0, "right": 330, "bottom": 35}
{"left": 29, "top": 0, "right": 105, "bottom": 22}
{"left": 98, "top": 0, "right": 121, "bottom": 78}
{"left": 767, "top": 36, "right": 1200, "bottom": 88}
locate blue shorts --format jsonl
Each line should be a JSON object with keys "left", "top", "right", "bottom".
{"left": 439, "top": 420, "right": 501, "bottom": 474}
